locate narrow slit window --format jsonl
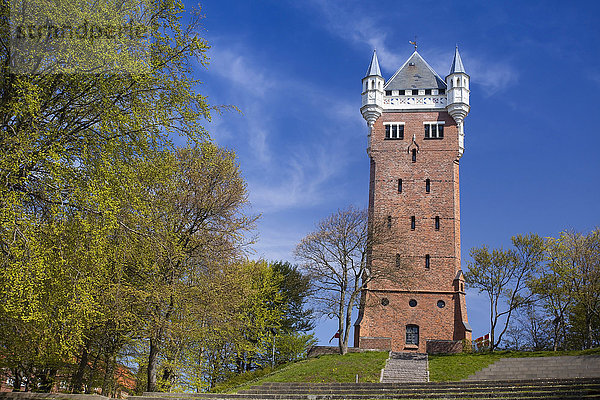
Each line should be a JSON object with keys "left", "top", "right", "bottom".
{"left": 411, "top": 216, "right": 416, "bottom": 230}
{"left": 395, "top": 253, "right": 401, "bottom": 268}
{"left": 426, "top": 179, "right": 431, "bottom": 193}
{"left": 425, "top": 254, "right": 430, "bottom": 269}
{"left": 435, "top": 216, "right": 440, "bottom": 230}
{"left": 387, "top": 215, "right": 392, "bottom": 228}
{"left": 412, "top": 149, "right": 417, "bottom": 163}
{"left": 398, "top": 179, "right": 403, "bottom": 193}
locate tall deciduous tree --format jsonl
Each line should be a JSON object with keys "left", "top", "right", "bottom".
{"left": 0, "top": 0, "right": 241, "bottom": 392}
{"left": 534, "top": 229, "right": 600, "bottom": 349}
{"left": 138, "top": 144, "right": 255, "bottom": 391}
{"left": 295, "top": 207, "right": 394, "bottom": 355}
{"left": 465, "top": 234, "right": 544, "bottom": 351}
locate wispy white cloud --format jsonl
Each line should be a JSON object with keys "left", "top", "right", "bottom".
{"left": 205, "top": 41, "right": 363, "bottom": 213}
{"left": 426, "top": 49, "right": 519, "bottom": 97}
{"left": 207, "top": 47, "right": 275, "bottom": 98}
{"left": 303, "top": 0, "right": 403, "bottom": 72}
{"left": 589, "top": 73, "right": 600, "bottom": 88}
{"left": 248, "top": 142, "right": 348, "bottom": 212}
{"left": 302, "top": 0, "right": 519, "bottom": 96}
{"left": 467, "top": 56, "right": 519, "bottom": 96}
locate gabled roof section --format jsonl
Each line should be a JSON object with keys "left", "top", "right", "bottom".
{"left": 365, "top": 50, "right": 381, "bottom": 77}
{"left": 449, "top": 46, "right": 466, "bottom": 74}
{"left": 384, "top": 51, "right": 446, "bottom": 90}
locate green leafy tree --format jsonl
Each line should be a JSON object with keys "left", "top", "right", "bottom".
{"left": 465, "top": 234, "right": 544, "bottom": 351}
{"left": 271, "top": 261, "right": 315, "bottom": 334}
{"left": 0, "top": 0, "right": 245, "bottom": 392}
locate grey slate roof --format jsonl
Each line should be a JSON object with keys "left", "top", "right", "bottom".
{"left": 449, "top": 46, "right": 466, "bottom": 74}
{"left": 365, "top": 50, "right": 381, "bottom": 77}
{"left": 384, "top": 51, "right": 446, "bottom": 90}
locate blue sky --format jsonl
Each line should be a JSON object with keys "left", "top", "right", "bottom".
{"left": 182, "top": 0, "right": 600, "bottom": 345}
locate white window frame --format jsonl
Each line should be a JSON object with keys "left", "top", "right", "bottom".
{"left": 423, "top": 121, "right": 445, "bottom": 139}
{"left": 384, "top": 122, "right": 405, "bottom": 140}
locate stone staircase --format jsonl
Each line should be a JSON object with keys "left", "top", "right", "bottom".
{"left": 132, "top": 379, "right": 600, "bottom": 399}
{"left": 465, "top": 355, "right": 600, "bottom": 381}
{"left": 380, "top": 352, "right": 428, "bottom": 383}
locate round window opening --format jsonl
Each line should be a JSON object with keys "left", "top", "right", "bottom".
{"left": 409, "top": 299, "right": 417, "bottom": 307}
{"left": 437, "top": 300, "right": 446, "bottom": 308}
{"left": 381, "top": 298, "right": 389, "bottom": 306}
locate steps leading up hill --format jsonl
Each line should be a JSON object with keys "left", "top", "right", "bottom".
{"left": 465, "top": 355, "right": 600, "bottom": 381}
{"left": 380, "top": 352, "right": 428, "bottom": 383}
{"left": 132, "top": 378, "right": 600, "bottom": 400}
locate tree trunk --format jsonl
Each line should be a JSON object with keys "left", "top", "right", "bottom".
{"left": 490, "top": 299, "right": 496, "bottom": 351}
{"left": 12, "top": 369, "right": 22, "bottom": 392}
{"left": 147, "top": 337, "right": 159, "bottom": 392}
{"left": 338, "top": 311, "right": 347, "bottom": 355}
{"left": 587, "top": 316, "right": 593, "bottom": 349}
{"left": 101, "top": 353, "right": 114, "bottom": 396}
{"left": 38, "top": 368, "right": 57, "bottom": 393}
{"left": 72, "top": 346, "right": 88, "bottom": 393}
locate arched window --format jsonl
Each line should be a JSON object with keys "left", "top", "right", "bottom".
{"left": 406, "top": 325, "right": 419, "bottom": 345}
{"left": 412, "top": 149, "right": 417, "bottom": 162}
{"left": 425, "top": 178, "right": 430, "bottom": 193}
{"left": 456, "top": 77, "right": 459, "bottom": 86}
{"left": 371, "top": 80, "right": 374, "bottom": 89}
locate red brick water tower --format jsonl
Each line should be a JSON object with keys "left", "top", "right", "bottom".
{"left": 355, "top": 47, "right": 472, "bottom": 354}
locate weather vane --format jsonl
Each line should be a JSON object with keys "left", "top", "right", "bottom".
{"left": 409, "top": 36, "right": 418, "bottom": 50}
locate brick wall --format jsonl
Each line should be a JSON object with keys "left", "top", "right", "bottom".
{"left": 426, "top": 340, "right": 464, "bottom": 354}
{"left": 307, "top": 346, "right": 388, "bottom": 358}
{"left": 357, "top": 109, "right": 470, "bottom": 353}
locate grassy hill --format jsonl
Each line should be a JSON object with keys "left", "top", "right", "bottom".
{"left": 429, "top": 348, "right": 600, "bottom": 381}
{"left": 212, "top": 351, "right": 388, "bottom": 392}
{"left": 213, "top": 348, "right": 600, "bottom": 393}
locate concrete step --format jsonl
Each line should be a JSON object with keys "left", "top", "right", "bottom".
{"left": 379, "top": 352, "right": 429, "bottom": 383}
{"left": 465, "top": 355, "right": 600, "bottom": 381}
{"left": 132, "top": 389, "right": 600, "bottom": 400}
{"left": 133, "top": 378, "right": 600, "bottom": 400}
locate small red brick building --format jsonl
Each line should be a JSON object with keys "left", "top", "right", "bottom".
{"left": 355, "top": 47, "right": 472, "bottom": 354}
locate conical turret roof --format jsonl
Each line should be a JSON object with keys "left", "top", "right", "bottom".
{"left": 384, "top": 51, "right": 446, "bottom": 90}
{"left": 365, "top": 50, "right": 382, "bottom": 77}
{"left": 449, "top": 46, "right": 466, "bottom": 74}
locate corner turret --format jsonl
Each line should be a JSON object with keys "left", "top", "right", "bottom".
{"left": 446, "top": 46, "right": 470, "bottom": 158}
{"left": 361, "top": 50, "right": 384, "bottom": 154}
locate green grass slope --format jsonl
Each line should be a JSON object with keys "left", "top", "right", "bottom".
{"left": 214, "top": 351, "right": 388, "bottom": 393}
{"left": 429, "top": 348, "right": 600, "bottom": 382}
{"left": 214, "top": 348, "right": 600, "bottom": 392}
